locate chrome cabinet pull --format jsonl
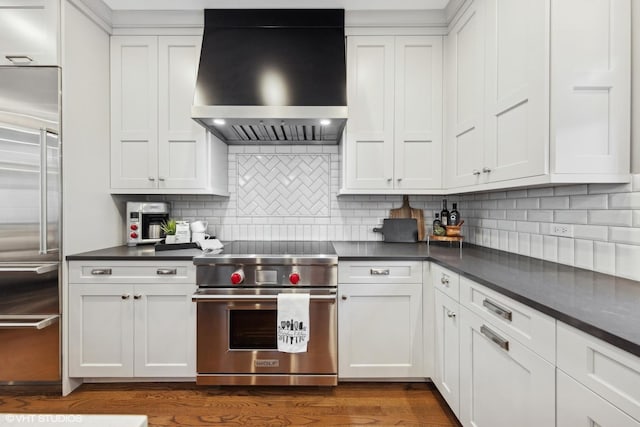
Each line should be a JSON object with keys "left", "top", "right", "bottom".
{"left": 440, "top": 274, "right": 450, "bottom": 286}
{"left": 472, "top": 170, "right": 481, "bottom": 176}
{"left": 134, "top": 294, "right": 142, "bottom": 300}
{"left": 121, "top": 294, "right": 130, "bottom": 300}
{"left": 91, "top": 268, "right": 112, "bottom": 276}
{"left": 446, "top": 311, "right": 456, "bottom": 318}
{"left": 148, "top": 176, "right": 155, "bottom": 181}
{"left": 5, "top": 55, "right": 33, "bottom": 64}
{"left": 480, "top": 325, "right": 509, "bottom": 351}
{"left": 482, "top": 167, "right": 492, "bottom": 173}
{"left": 370, "top": 268, "right": 390, "bottom": 276}
{"left": 341, "top": 295, "right": 347, "bottom": 301}
{"left": 158, "top": 177, "right": 166, "bottom": 181}
{"left": 483, "top": 298, "right": 513, "bottom": 321}
{"left": 157, "top": 268, "right": 177, "bottom": 275}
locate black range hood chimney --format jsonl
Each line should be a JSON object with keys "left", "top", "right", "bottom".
{"left": 192, "top": 9, "right": 348, "bottom": 145}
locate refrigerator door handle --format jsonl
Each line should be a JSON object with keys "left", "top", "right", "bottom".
{"left": 39, "top": 128, "right": 48, "bottom": 255}
{"left": 0, "top": 264, "right": 58, "bottom": 274}
{"left": 0, "top": 314, "right": 59, "bottom": 330}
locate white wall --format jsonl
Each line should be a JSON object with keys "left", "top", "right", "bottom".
{"left": 633, "top": 0, "right": 640, "bottom": 173}
{"left": 63, "top": 1, "right": 122, "bottom": 255}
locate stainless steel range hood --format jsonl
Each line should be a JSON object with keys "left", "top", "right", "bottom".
{"left": 192, "top": 9, "right": 347, "bottom": 145}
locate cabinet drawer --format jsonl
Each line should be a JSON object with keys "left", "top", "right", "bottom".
{"left": 557, "top": 322, "right": 640, "bottom": 423}
{"left": 431, "top": 263, "right": 459, "bottom": 300}
{"left": 459, "top": 277, "right": 555, "bottom": 363}
{"left": 69, "top": 261, "right": 195, "bottom": 284}
{"left": 557, "top": 369, "right": 640, "bottom": 427}
{"left": 338, "top": 261, "right": 422, "bottom": 284}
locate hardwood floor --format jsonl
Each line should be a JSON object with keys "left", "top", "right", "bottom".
{"left": 0, "top": 382, "right": 460, "bottom": 426}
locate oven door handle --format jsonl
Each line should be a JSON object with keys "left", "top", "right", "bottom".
{"left": 192, "top": 293, "right": 337, "bottom": 302}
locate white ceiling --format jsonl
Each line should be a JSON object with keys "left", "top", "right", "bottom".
{"left": 103, "top": 0, "right": 450, "bottom": 11}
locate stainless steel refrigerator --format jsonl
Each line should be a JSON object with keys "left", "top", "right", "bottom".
{"left": 0, "top": 66, "right": 61, "bottom": 383}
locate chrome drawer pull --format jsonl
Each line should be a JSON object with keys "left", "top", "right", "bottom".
{"left": 370, "top": 268, "right": 390, "bottom": 276}
{"left": 483, "top": 298, "right": 512, "bottom": 321}
{"left": 157, "top": 268, "right": 177, "bottom": 275}
{"left": 440, "top": 274, "right": 450, "bottom": 286}
{"left": 446, "top": 311, "right": 456, "bottom": 318}
{"left": 91, "top": 268, "right": 112, "bottom": 276}
{"left": 480, "top": 325, "right": 509, "bottom": 351}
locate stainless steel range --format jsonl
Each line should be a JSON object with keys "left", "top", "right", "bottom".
{"left": 192, "top": 241, "right": 338, "bottom": 386}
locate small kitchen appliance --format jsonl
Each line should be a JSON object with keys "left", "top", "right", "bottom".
{"left": 126, "top": 202, "right": 170, "bottom": 246}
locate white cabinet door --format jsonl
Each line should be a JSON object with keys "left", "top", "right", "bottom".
{"left": 338, "top": 283, "right": 423, "bottom": 378}
{"left": 157, "top": 36, "right": 207, "bottom": 190}
{"left": 394, "top": 36, "right": 443, "bottom": 190}
{"left": 345, "top": 36, "right": 395, "bottom": 190}
{"left": 459, "top": 307, "right": 555, "bottom": 427}
{"left": 551, "top": 0, "right": 630, "bottom": 177}
{"left": 110, "top": 36, "right": 159, "bottom": 190}
{"left": 433, "top": 289, "right": 460, "bottom": 417}
{"left": 68, "top": 284, "right": 135, "bottom": 378}
{"left": 0, "top": 0, "right": 59, "bottom": 66}
{"left": 557, "top": 370, "right": 640, "bottom": 427}
{"left": 483, "top": 0, "right": 547, "bottom": 183}
{"left": 444, "top": 1, "right": 485, "bottom": 188}
{"left": 133, "top": 284, "right": 196, "bottom": 377}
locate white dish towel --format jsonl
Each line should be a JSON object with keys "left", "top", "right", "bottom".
{"left": 277, "top": 293, "right": 310, "bottom": 353}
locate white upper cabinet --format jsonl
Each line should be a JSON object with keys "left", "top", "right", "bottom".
{"left": 343, "top": 35, "right": 443, "bottom": 193}
{"left": 551, "top": 0, "right": 630, "bottom": 177}
{"left": 445, "top": 0, "right": 630, "bottom": 192}
{"left": 110, "top": 35, "right": 228, "bottom": 195}
{"left": 445, "top": 1, "right": 485, "bottom": 188}
{"left": 0, "top": 0, "right": 59, "bottom": 66}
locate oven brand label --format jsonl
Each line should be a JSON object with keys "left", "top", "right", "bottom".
{"left": 255, "top": 359, "right": 279, "bottom": 368}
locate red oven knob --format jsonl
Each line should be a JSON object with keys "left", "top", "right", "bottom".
{"left": 130, "top": 232, "right": 138, "bottom": 239}
{"left": 130, "top": 224, "right": 138, "bottom": 231}
{"left": 289, "top": 272, "right": 300, "bottom": 285}
{"left": 231, "top": 270, "right": 244, "bottom": 285}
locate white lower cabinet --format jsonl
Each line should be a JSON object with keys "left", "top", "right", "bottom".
{"left": 338, "top": 261, "right": 423, "bottom": 378}
{"left": 458, "top": 307, "right": 555, "bottom": 427}
{"left": 68, "top": 261, "right": 197, "bottom": 378}
{"left": 433, "top": 289, "right": 460, "bottom": 417}
{"left": 557, "top": 370, "right": 640, "bottom": 427}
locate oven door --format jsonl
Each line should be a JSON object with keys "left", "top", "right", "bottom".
{"left": 193, "top": 288, "right": 337, "bottom": 385}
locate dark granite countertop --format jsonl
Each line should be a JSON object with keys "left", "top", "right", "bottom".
{"left": 68, "top": 242, "right": 640, "bottom": 358}
{"left": 333, "top": 241, "right": 640, "bottom": 358}
{"left": 66, "top": 245, "right": 203, "bottom": 260}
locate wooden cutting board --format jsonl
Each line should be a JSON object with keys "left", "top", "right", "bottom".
{"left": 390, "top": 195, "right": 425, "bottom": 241}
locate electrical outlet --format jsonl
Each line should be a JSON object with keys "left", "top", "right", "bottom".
{"left": 550, "top": 223, "right": 574, "bottom": 237}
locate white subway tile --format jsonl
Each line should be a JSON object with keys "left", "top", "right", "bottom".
{"left": 482, "top": 219, "right": 498, "bottom": 229}
{"left": 507, "top": 189, "right": 528, "bottom": 199}
{"left": 482, "top": 200, "right": 498, "bottom": 209}
{"left": 557, "top": 237, "right": 574, "bottom": 266}
{"left": 527, "top": 210, "right": 554, "bottom": 222}
{"left": 589, "top": 182, "right": 632, "bottom": 194}
{"left": 482, "top": 229, "right": 492, "bottom": 246}
{"left": 506, "top": 210, "right": 527, "bottom": 221}
{"left": 609, "top": 192, "right": 640, "bottom": 209}
{"left": 554, "top": 184, "right": 588, "bottom": 196}
{"left": 554, "top": 210, "right": 588, "bottom": 225}
{"left": 588, "top": 210, "right": 632, "bottom": 226}
{"left": 530, "top": 234, "right": 543, "bottom": 259}
{"left": 615, "top": 244, "right": 640, "bottom": 281}
{"left": 540, "top": 197, "right": 570, "bottom": 209}
{"left": 574, "top": 239, "right": 594, "bottom": 270}
{"left": 543, "top": 236, "right": 558, "bottom": 262}
{"left": 228, "top": 146, "right": 245, "bottom": 154}
{"left": 573, "top": 224, "right": 608, "bottom": 241}
{"left": 517, "top": 221, "right": 539, "bottom": 234}
{"left": 633, "top": 174, "right": 640, "bottom": 191}
{"left": 518, "top": 233, "right": 531, "bottom": 256}
{"left": 539, "top": 222, "right": 551, "bottom": 234}
{"left": 497, "top": 199, "right": 517, "bottom": 209}
{"left": 490, "top": 191, "right": 507, "bottom": 200}
{"left": 569, "top": 194, "right": 608, "bottom": 209}
{"left": 508, "top": 231, "right": 519, "bottom": 253}
{"left": 516, "top": 198, "right": 540, "bottom": 209}
{"left": 528, "top": 187, "right": 554, "bottom": 197}
{"left": 634, "top": 211, "right": 640, "bottom": 227}
{"left": 593, "top": 242, "right": 615, "bottom": 275}
{"left": 499, "top": 230, "right": 509, "bottom": 251}
{"left": 490, "top": 229, "right": 500, "bottom": 249}
{"left": 609, "top": 227, "right": 640, "bottom": 245}
{"left": 489, "top": 210, "right": 507, "bottom": 220}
